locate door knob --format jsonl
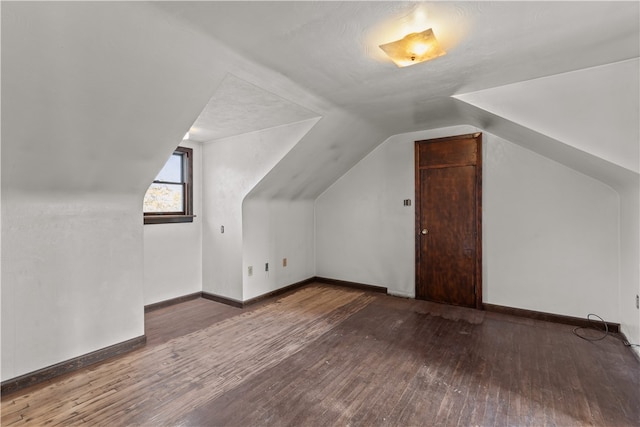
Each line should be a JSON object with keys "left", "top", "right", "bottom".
{"left": 421, "top": 228, "right": 428, "bottom": 235}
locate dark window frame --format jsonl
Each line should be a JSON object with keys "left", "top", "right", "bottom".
{"left": 144, "top": 146, "right": 194, "bottom": 225}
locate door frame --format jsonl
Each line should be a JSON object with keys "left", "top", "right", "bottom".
{"left": 414, "top": 132, "right": 483, "bottom": 309}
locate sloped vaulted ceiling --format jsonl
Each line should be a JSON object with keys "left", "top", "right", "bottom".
{"left": 189, "top": 74, "right": 319, "bottom": 142}
{"left": 454, "top": 59, "right": 640, "bottom": 174}
{"left": 154, "top": 1, "right": 639, "bottom": 199}
{"left": 155, "top": 2, "right": 639, "bottom": 121}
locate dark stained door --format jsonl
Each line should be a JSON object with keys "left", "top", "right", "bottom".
{"left": 415, "top": 133, "right": 482, "bottom": 308}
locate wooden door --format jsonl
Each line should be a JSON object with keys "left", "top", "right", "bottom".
{"left": 415, "top": 133, "right": 482, "bottom": 308}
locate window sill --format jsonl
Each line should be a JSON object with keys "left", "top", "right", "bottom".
{"left": 144, "top": 215, "right": 196, "bottom": 225}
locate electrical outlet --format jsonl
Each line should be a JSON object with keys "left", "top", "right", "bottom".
{"left": 283, "top": 258, "right": 287, "bottom": 267}
{"left": 636, "top": 294, "right": 639, "bottom": 309}
{"left": 248, "top": 266, "right": 253, "bottom": 276}
{"left": 265, "top": 262, "right": 269, "bottom": 272}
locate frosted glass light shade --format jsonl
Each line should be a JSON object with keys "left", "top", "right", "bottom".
{"left": 379, "top": 28, "right": 446, "bottom": 67}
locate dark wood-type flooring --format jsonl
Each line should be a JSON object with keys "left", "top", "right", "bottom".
{"left": 2, "top": 283, "right": 639, "bottom": 426}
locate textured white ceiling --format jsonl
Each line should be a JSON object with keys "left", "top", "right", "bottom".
{"left": 149, "top": 1, "right": 639, "bottom": 199}
{"left": 189, "top": 74, "right": 318, "bottom": 142}
{"left": 156, "top": 1, "right": 639, "bottom": 133}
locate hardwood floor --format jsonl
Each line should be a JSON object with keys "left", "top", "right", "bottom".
{"left": 2, "top": 283, "right": 639, "bottom": 426}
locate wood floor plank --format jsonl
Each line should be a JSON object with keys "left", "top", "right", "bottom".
{"left": 2, "top": 283, "right": 638, "bottom": 426}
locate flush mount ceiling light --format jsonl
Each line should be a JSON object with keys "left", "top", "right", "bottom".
{"left": 379, "top": 28, "right": 446, "bottom": 67}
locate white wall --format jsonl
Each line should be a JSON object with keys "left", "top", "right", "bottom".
{"left": 618, "top": 182, "right": 640, "bottom": 353}
{"left": 484, "top": 134, "right": 619, "bottom": 319}
{"left": 242, "top": 199, "right": 315, "bottom": 300}
{"left": 202, "top": 120, "right": 318, "bottom": 301}
{"left": 314, "top": 125, "right": 423, "bottom": 297}
{"left": 1, "top": 1, "right": 224, "bottom": 381}
{"left": 1, "top": 193, "right": 144, "bottom": 380}
{"left": 143, "top": 140, "right": 203, "bottom": 306}
{"left": 316, "top": 125, "right": 621, "bottom": 321}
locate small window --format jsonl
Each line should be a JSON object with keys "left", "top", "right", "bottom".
{"left": 143, "top": 146, "right": 194, "bottom": 224}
